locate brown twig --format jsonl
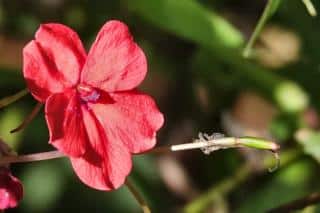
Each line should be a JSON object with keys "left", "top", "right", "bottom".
{"left": 268, "top": 192, "right": 320, "bottom": 213}
{"left": 10, "top": 102, "right": 43, "bottom": 133}
{"left": 0, "top": 89, "right": 28, "bottom": 109}
{"left": 125, "top": 179, "right": 151, "bottom": 213}
{"left": 140, "top": 145, "right": 171, "bottom": 155}
{"left": 0, "top": 150, "right": 65, "bottom": 164}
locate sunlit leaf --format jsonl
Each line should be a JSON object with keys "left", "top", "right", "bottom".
{"left": 296, "top": 130, "right": 320, "bottom": 163}
{"left": 128, "top": 0, "right": 243, "bottom": 49}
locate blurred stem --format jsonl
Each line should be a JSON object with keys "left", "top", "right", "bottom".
{"left": 302, "top": 0, "right": 317, "bottom": 17}
{"left": 10, "top": 103, "right": 43, "bottom": 133}
{"left": 183, "top": 148, "right": 302, "bottom": 213}
{"left": 0, "top": 150, "right": 64, "bottom": 165}
{"left": 268, "top": 192, "right": 320, "bottom": 212}
{"left": 1, "top": 136, "right": 278, "bottom": 164}
{"left": 125, "top": 179, "right": 151, "bottom": 213}
{"left": 243, "top": 0, "right": 278, "bottom": 58}
{"left": 0, "top": 88, "right": 28, "bottom": 109}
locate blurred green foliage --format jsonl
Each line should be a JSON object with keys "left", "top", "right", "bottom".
{"left": 1, "top": 0, "right": 320, "bottom": 212}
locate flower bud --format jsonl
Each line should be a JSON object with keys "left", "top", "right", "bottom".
{"left": 0, "top": 139, "right": 23, "bottom": 209}
{"left": 0, "top": 168, "right": 23, "bottom": 210}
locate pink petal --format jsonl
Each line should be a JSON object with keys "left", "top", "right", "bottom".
{"left": 45, "top": 90, "right": 87, "bottom": 157}
{"left": 0, "top": 168, "right": 23, "bottom": 210}
{"left": 89, "top": 90, "right": 164, "bottom": 154}
{"left": 81, "top": 20, "right": 147, "bottom": 92}
{"left": 23, "top": 23, "right": 86, "bottom": 102}
{"left": 71, "top": 107, "right": 132, "bottom": 190}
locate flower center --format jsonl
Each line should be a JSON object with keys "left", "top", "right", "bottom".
{"left": 77, "top": 84, "right": 100, "bottom": 103}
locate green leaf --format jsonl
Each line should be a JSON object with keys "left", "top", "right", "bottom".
{"left": 129, "top": 0, "right": 309, "bottom": 113}
{"left": 128, "top": 0, "right": 243, "bottom": 49}
{"left": 268, "top": 0, "right": 282, "bottom": 17}
{"left": 296, "top": 130, "right": 320, "bottom": 162}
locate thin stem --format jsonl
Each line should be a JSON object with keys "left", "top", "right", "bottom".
{"left": 185, "top": 164, "right": 249, "bottom": 213}
{"left": 144, "top": 136, "right": 278, "bottom": 154}
{"left": 10, "top": 103, "right": 43, "bottom": 133}
{"left": 1, "top": 136, "right": 278, "bottom": 165}
{"left": 125, "top": 179, "right": 151, "bottom": 213}
{"left": 0, "top": 150, "right": 65, "bottom": 165}
{"left": 268, "top": 192, "right": 320, "bottom": 212}
{"left": 170, "top": 137, "right": 238, "bottom": 151}
{"left": 142, "top": 145, "right": 171, "bottom": 154}
{"left": 243, "top": 0, "right": 279, "bottom": 58}
{"left": 302, "top": 0, "right": 317, "bottom": 17}
{"left": 0, "top": 89, "right": 28, "bottom": 109}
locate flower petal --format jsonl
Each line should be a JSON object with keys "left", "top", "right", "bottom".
{"left": 0, "top": 168, "right": 23, "bottom": 210}
{"left": 71, "top": 107, "right": 132, "bottom": 190}
{"left": 81, "top": 20, "right": 147, "bottom": 92}
{"left": 45, "top": 90, "right": 87, "bottom": 157}
{"left": 35, "top": 24, "right": 87, "bottom": 84}
{"left": 23, "top": 23, "right": 86, "bottom": 102}
{"left": 89, "top": 90, "right": 164, "bottom": 154}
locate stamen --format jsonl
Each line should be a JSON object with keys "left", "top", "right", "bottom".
{"left": 77, "top": 84, "right": 100, "bottom": 102}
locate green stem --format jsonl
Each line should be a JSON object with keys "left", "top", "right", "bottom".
{"left": 126, "top": 179, "right": 151, "bottom": 213}
{"left": 243, "top": 0, "right": 280, "bottom": 58}
{"left": 302, "top": 0, "right": 317, "bottom": 17}
{"left": 183, "top": 148, "right": 302, "bottom": 213}
{"left": 184, "top": 164, "right": 249, "bottom": 213}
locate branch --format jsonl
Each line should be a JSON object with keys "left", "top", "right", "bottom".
{"left": 126, "top": 179, "right": 151, "bottom": 213}
{"left": 0, "top": 150, "right": 65, "bottom": 164}
{"left": 268, "top": 192, "right": 320, "bottom": 213}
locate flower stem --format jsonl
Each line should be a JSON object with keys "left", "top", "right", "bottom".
{"left": 125, "top": 179, "right": 151, "bottom": 213}
{"left": 243, "top": 0, "right": 280, "bottom": 58}
{"left": 268, "top": 192, "right": 320, "bottom": 212}
{"left": 10, "top": 103, "right": 43, "bottom": 133}
{"left": 0, "top": 89, "right": 28, "bottom": 109}
{"left": 0, "top": 135, "right": 279, "bottom": 166}
{"left": 302, "top": 0, "right": 317, "bottom": 17}
{"left": 0, "top": 150, "right": 65, "bottom": 164}
{"left": 148, "top": 136, "right": 279, "bottom": 153}
{"left": 170, "top": 137, "right": 238, "bottom": 151}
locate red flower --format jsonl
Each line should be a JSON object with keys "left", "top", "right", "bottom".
{"left": 23, "top": 21, "right": 164, "bottom": 190}
{"left": 0, "top": 168, "right": 23, "bottom": 209}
